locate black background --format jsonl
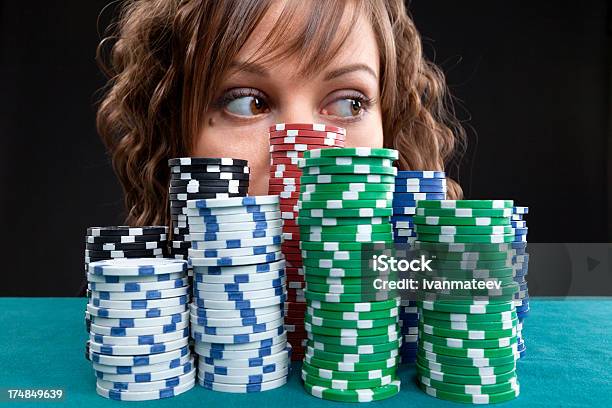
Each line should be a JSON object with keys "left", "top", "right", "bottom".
{"left": 0, "top": 0, "right": 610, "bottom": 296}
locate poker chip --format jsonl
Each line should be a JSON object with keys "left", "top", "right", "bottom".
{"left": 270, "top": 123, "right": 347, "bottom": 134}
{"left": 84, "top": 256, "right": 195, "bottom": 399}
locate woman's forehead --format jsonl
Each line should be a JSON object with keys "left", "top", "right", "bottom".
{"left": 234, "top": 0, "right": 379, "bottom": 79}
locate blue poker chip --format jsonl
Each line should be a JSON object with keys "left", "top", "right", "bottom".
{"left": 400, "top": 312, "right": 419, "bottom": 319}
{"left": 394, "top": 178, "right": 446, "bottom": 186}
{"left": 512, "top": 227, "right": 528, "bottom": 235}
{"left": 511, "top": 220, "right": 526, "bottom": 228}
{"left": 188, "top": 195, "right": 278, "bottom": 209}
{"left": 511, "top": 241, "right": 527, "bottom": 249}
{"left": 194, "top": 260, "right": 285, "bottom": 276}
{"left": 396, "top": 170, "right": 445, "bottom": 179}
{"left": 191, "top": 235, "right": 282, "bottom": 250}
{"left": 393, "top": 236, "right": 416, "bottom": 244}
{"left": 513, "top": 206, "right": 529, "bottom": 215}
{"left": 392, "top": 192, "right": 446, "bottom": 201}
{"left": 391, "top": 215, "right": 415, "bottom": 223}
{"left": 393, "top": 185, "right": 447, "bottom": 193}
{"left": 510, "top": 214, "right": 523, "bottom": 221}
{"left": 392, "top": 198, "right": 417, "bottom": 206}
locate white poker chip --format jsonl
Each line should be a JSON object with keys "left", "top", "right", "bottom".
{"left": 189, "top": 251, "right": 284, "bottom": 267}
{"left": 192, "top": 293, "right": 286, "bottom": 310}
{"left": 89, "top": 327, "right": 189, "bottom": 346}
{"left": 89, "top": 337, "right": 189, "bottom": 356}
{"left": 193, "top": 330, "right": 287, "bottom": 352}
{"left": 96, "top": 377, "right": 195, "bottom": 401}
{"left": 193, "top": 277, "right": 284, "bottom": 292}
{"left": 188, "top": 244, "right": 281, "bottom": 259}
{"left": 89, "top": 258, "right": 188, "bottom": 276}
{"left": 190, "top": 309, "right": 283, "bottom": 328}
{"left": 183, "top": 203, "right": 279, "bottom": 217}
{"left": 192, "top": 259, "right": 285, "bottom": 275}
{"left": 88, "top": 294, "right": 189, "bottom": 310}
{"left": 194, "top": 341, "right": 287, "bottom": 360}
{"left": 95, "top": 358, "right": 194, "bottom": 382}
{"left": 188, "top": 219, "right": 283, "bottom": 233}
{"left": 186, "top": 195, "right": 278, "bottom": 209}
{"left": 198, "top": 366, "right": 288, "bottom": 385}
{"left": 191, "top": 317, "right": 284, "bottom": 336}
{"left": 86, "top": 271, "right": 186, "bottom": 283}
{"left": 86, "top": 303, "right": 187, "bottom": 319}
{"left": 89, "top": 345, "right": 190, "bottom": 366}
{"left": 194, "top": 269, "right": 284, "bottom": 284}
{"left": 194, "top": 286, "right": 284, "bottom": 301}
{"left": 88, "top": 319, "right": 189, "bottom": 337}
{"left": 89, "top": 310, "right": 189, "bottom": 328}
{"left": 89, "top": 286, "right": 189, "bottom": 301}
{"left": 188, "top": 303, "right": 281, "bottom": 319}
{"left": 197, "top": 374, "right": 287, "bottom": 393}
{"left": 192, "top": 326, "right": 285, "bottom": 344}
{"left": 92, "top": 353, "right": 192, "bottom": 375}
{"left": 187, "top": 211, "right": 281, "bottom": 224}
{"left": 191, "top": 235, "right": 282, "bottom": 250}
{"left": 88, "top": 277, "right": 188, "bottom": 292}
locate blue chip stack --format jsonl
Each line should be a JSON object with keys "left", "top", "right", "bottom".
{"left": 186, "top": 195, "right": 291, "bottom": 393}
{"left": 392, "top": 171, "right": 446, "bottom": 363}
{"left": 168, "top": 157, "right": 251, "bottom": 276}
{"left": 392, "top": 171, "right": 447, "bottom": 245}
{"left": 511, "top": 206, "right": 529, "bottom": 358}
{"left": 85, "top": 257, "right": 195, "bottom": 401}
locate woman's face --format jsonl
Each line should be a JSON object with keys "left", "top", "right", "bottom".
{"left": 195, "top": 2, "right": 383, "bottom": 195}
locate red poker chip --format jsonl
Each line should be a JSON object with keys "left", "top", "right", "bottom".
{"left": 284, "top": 254, "right": 303, "bottom": 262}
{"left": 284, "top": 322, "right": 306, "bottom": 330}
{"left": 269, "top": 136, "right": 344, "bottom": 146}
{"left": 282, "top": 240, "right": 300, "bottom": 247}
{"left": 285, "top": 328, "right": 307, "bottom": 337}
{"left": 279, "top": 205, "right": 299, "bottom": 211}
{"left": 285, "top": 256, "right": 303, "bottom": 265}
{"left": 270, "top": 164, "right": 301, "bottom": 172}
{"left": 281, "top": 214, "right": 296, "bottom": 222}
{"left": 269, "top": 177, "right": 300, "bottom": 185}
{"left": 271, "top": 151, "right": 304, "bottom": 159}
{"left": 281, "top": 245, "right": 300, "bottom": 254}
{"left": 284, "top": 304, "right": 307, "bottom": 313}
{"left": 282, "top": 218, "right": 298, "bottom": 227}
{"left": 284, "top": 266, "right": 303, "bottom": 274}
{"left": 269, "top": 186, "right": 298, "bottom": 194}
{"left": 285, "top": 271, "right": 304, "bottom": 279}
{"left": 284, "top": 311, "right": 305, "bottom": 320}
{"left": 270, "top": 144, "right": 339, "bottom": 152}
{"left": 290, "top": 347, "right": 306, "bottom": 356}
{"left": 288, "top": 281, "right": 306, "bottom": 289}
{"left": 290, "top": 354, "right": 304, "bottom": 361}
{"left": 287, "top": 339, "right": 307, "bottom": 348}
{"left": 279, "top": 197, "right": 300, "bottom": 205}
{"left": 269, "top": 171, "right": 302, "bottom": 178}
{"left": 270, "top": 157, "right": 302, "bottom": 165}
{"left": 287, "top": 286, "right": 304, "bottom": 294}
{"left": 279, "top": 191, "right": 300, "bottom": 200}
{"left": 285, "top": 295, "right": 306, "bottom": 303}
{"left": 282, "top": 225, "right": 300, "bottom": 233}
{"left": 268, "top": 123, "right": 346, "bottom": 135}
{"left": 284, "top": 317, "right": 305, "bottom": 325}
{"left": 269, "top": 129, "right": 346, "bottom": 140}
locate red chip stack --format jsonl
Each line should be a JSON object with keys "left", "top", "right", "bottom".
{"left": 268, "top": 123, "right": 346, "bottom": 360}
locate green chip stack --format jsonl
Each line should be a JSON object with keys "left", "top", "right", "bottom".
{"left": 296, "top": 147, "right": 402, "bottom": 402}
{"left": 412, "top": 200, "right": 521, "bottom": 404}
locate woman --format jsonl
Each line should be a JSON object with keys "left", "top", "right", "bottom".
{"left": 97, "top": 0, "right": 465, "bottom": 225}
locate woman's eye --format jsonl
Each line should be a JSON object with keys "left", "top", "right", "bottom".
{"left": 225, "top": 96, "right": 270, "bottom": 116}
{"left": 322, "top": 98, "right": 364, "bottom": 118}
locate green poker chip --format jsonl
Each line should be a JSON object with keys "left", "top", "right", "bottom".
{"left": 300, "top": 241, "right": 390, "bottom": 251}
{"left": 299, "top": 199, "right": 392, "bottom": 209}
{"left": 304, "top": 354, "right": 399, "bottom": 372}
{"left": 307, "top": 338, "right": 402, "bottom": 355}
{"left": 419, "top": 374, "right": 519, "bottom": 396}
{"left": 301, "top": 370, "right": 398, "bottom": 390}
{"left": 418, "top": 300, "right": 515, "bottom": 314}
{"left": 304, "top": 165, "right": 397, "bottom": 176}
{"left": 306, "top": 314, "right": 398, "bottom": 329}
{"left": 306, "top": 321, "right": 399, "bottom": 337}
{"left": 418, "top": 267, "right": 515, "bottom": 279}
{"left": 307, "top": 297, "right": 400, "bottom": 312}
{"left": 417, "top": 273, "right": 516, "bottom": 287}
{"left": 418, "top": 381, "right": 520, "bottom": 403}
{"left": 301, "top": 191, "right": 393, "bottom": 202}
{"left": 306, "top": 282, "right": 381, "bottom": 294}
{"left": 300, "top": 156, "right": 394, "bottom": 168}
{"left": 421, "top": 316, "right": 518, "bottom": 331}
{"left": 419, "top": 322, "right": 517, "bottom": 340}
{"left": 299, "top": 224, "right": 391, "bottom": 234}
{"left": 413, "top": 215, "right": 511, "bottom": 226}
{"left": 304, "top": 379, "right": 401, "bottom": 402}
{"left": 305, "top": 275, "right": 395, "bottom": 288}
{"left": 418, "top": 233, "right": 515, "bottom": 244}
{"left": 301, "top": 182, "right": 394, "bottom": 193}
{"left": 417, "top": 356, "right": 516, "bottom": 376}
{"left": 299, "top": 208, "right": 393, "bottom": 218}
{"left": 302, "top": 266, "right": 384, "bottom": 278}
{"left": 417, "top": 200, "right": 514, "bottom": 209}
{"left": 301, "top": 174, "right": 396, "bottom": 184}
{"left": 304, "top": 147, "right": 399, "bottom": 160}
{"left": 415, "top": 362, "right": 517, "bottom": 385}
{"left": 301, "top": 360, "right": 397, "bottom": 380}
{"left": 418, "top": 331, "right": 518, "bottom": 349}
{"left": 418, "top": 349, "right": 518, "bottom": 367}
{"left": 426, "top": 251, "right": 513, "bottom": 261}
{"left": 306, "top": 346, "right": 399, "bottom": 363}
{"left": 419, "top": 340, "right": 518, "bottom": 359}
{"left": 414, "top": 241, "right": 516, "bottom": 253}
{"left": 307, "top": 331, "right": 401, "bottom": 346}
{"left": 301, "top": 249, "right": 370, "bottom": 260}
{"left": 303, "top": 258, "right": 372, "bottom": 269}
{"left": 428, "top": 258, "right": 514, "bottom": 269}
{"left": 302, "top": 232, "right": 393, "bottom": 243}
{"left": 420, "top": 309, "right": 517, "bottom": 323}
{"left": 415, "top": 224, "right": 513, "bottom": 235}
{"left": 416, "top": 207, "right": 513, "bottom": 218}
{"left": 304, "top": 290, "right": 397, "bottom": 303}
{"left": 296, "top": 216, "right": 388, "bottom": 226}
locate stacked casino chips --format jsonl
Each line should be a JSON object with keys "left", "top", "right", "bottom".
{"left": 391, "top": 171, "right": 447, "bottom": 363}
{"left": 267, "top": 123, "right": 346, "bottom": 359}
{"left": 412, "top": 200, "right": 521, "bottom": 404}
{"left": 84, "top": 226, "right": 170, "bottom": 360}
{"left": 392, "top": 171, "right": 447, "bottom": 245}
{"left": 85, "top": 257, "right": 194, "bottom": 401}
{"left": 168, "top": 158, "right": 250, "bottom": 268}
{"left": 511, "top": 206, "right": 529, "bottom": 358}
{"left": 297, "top": 148, "right": 402, "bottom": 402}
{"left": 184, "top": 195, "right": 291, "bottom": 393}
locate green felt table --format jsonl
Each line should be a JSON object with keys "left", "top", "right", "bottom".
{"left": 0, "top": 298, "right": 610, "bottom": 406}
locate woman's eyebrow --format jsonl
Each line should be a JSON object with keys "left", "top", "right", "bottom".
{"left": 230, "top": 61, "right": 270, "bottom": 77}
{"left": 324, "top": 64, "right": 377, "bottom": 81}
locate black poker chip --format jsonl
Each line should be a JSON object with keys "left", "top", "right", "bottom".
{"left": 86, "top": 226, "right": 168, "bottom": 237}
{"left": 173, "top": 227, "right": 190, "bottom": 236}
{"left": 170, "top": 179, "right": 249, "bottom": 188}
{"left": 170, "top": 165, "right": 248, "bottom": 174}
{"left": 169, "top": 186, "right": 248, "bottom": 194}
{"left": 85, "top": 233, "right": 168, "bottom": 244}
{"left": 170, "top": 207, "right": 187, "bottom": 215}
{"left": 169, "top": 192, "right": 248, "bottom": 201}
{"left": 85, "top": 241, "right": 167, "bottom": 251}
{"left": 84, "top": 248, "right": 165, "bottom": 258}
{"left": 168, "top": 157, "right": 248, "bottom": 167}
{"left": 171, "top": 240, "right": 191, "bottom": 249}
{"left": 172, "top": 233, "right": 190, "bottom": 242}
{"left": 169, "top": 247, "right": 189, "bottom": 256}
{"left": 85, "top": 255, "right": 165, "bottom": 263}
{"left": 170, "top": 172, "right": 250, "bottom": 181}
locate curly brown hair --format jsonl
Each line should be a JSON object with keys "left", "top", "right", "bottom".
{"left": 96, "top": 0, "right": 465, "bottom": 226}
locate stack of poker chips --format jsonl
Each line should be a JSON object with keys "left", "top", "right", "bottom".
{"left": 412, "top": 200, "right": 521, "bottom": 404}
{"left": 84, "top": 226, "right": 169, "bottom": 360}
{"left": 297, "top": 147, "right": 402, "bottom": 402}
{"left": 511, "top": 206, "right": 529, "bottom": 358}
{"left": 391, "top": 171, "right": 447, "bottom": 363}
{"left": 85, "top": 258, "right": 195, "bottom": 401}
{"left": 168, "top": 158, "right": 250, "bottom": 270}
{"left": 184, "top": 195, "right": 291, "bottom": 393}
{"left": 392, "top": 171, "right": 447, "bottom": 245}
{"left": 267, "top": 123, "right": 346, "bottom": 359}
